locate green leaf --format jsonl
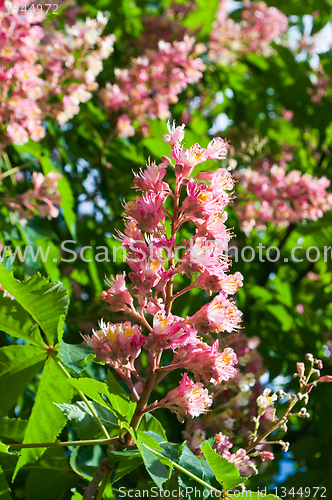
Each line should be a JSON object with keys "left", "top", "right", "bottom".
{"left": 0, "top": 266, "right": 69, "bottom": 346}
{"left": 68, "top": 376, "right": 136, "bottom": 426}
{"left": 56, "top": 401, "right": 119, "bottom": 440}
{"left": 106, "top": 371, "right": 136, "bottom": 423}
{"left": 0, "top": 295, "right": 43, "bottom": 346}
{"left": 201, "top": 441, "right": 246, "bottom": 492}
{"left": 178, "top": 442, "right": 216, "bottom": 497}
{"left": 138, "top": 413, "right": 167, "bottom": 440}
{"left": 35, "top": 239, "right": 61, "bottom": 282}
{"left": 70, "top": 445, "right": 105, "bottom": 481}
{"left": 134, "top": 431, "right": 169, "bottom": 489}
{"left": 0, "top": 345, "right": 46, "bottom": 417}
{"left": 69, "top": 378, "right": 114, "bottom": 410}
{"left": 0, "top": 417, "right": 28, "bottom": 443}
{"left": 0, "top": 465, "right": 11, "bottom": 500}
{"left": 13, "top": 357, "right": 73, "bottom": 478}
{"left": 266, "top": 304, "right": 293, "bottom": 332}
{"left": 25, "top": 467, "right": 79, "bottom": 500}
{"left": 108, "top": 449, "right": 143, "bottom": 483}
{"left": 58, "top": 342, "right": 92, "bottom": 375}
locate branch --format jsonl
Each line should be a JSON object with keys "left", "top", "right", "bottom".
{"left": 9, "top": 437, "right": 119, "bottom": 450}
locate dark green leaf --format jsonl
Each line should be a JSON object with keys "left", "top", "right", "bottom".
{"left": 0, "top": 465, "right": 11, "bottom": 500}
{"left": 108, "top": 449, "right": 143, "bottom": 483}
{"left": 58, "top": 342, "right": 92, "bottom": 375}
{"left": 0, "top": 296, "right": 44, "bottom": 346}
{"left": 0, "top": 345, "right": 46, "bottom": 418}
{"left": 25, "top": 468, "right": 79, "bottom": 500}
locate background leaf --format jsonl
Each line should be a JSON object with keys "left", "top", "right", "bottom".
{"left": 13, "top": 357, "right": 73, "bottom": 477}
{"left": 0, "top": 345, "right": 46, "bottom": 418}
{"left": 0, "top": 465, "right": 11, "bottom": 500}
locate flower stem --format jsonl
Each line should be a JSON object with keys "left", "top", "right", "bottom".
{"left": 96, "top": 463, "right": 113, "bottom": 500}
{"left": 129, "top": 353, "right": 162, "bottom": 432}
{"left": 246, "top": 396, "right": 298, "bottom": 453}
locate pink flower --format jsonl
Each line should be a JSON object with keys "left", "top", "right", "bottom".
{"left": 163, "top": 121, "right": 185, "bottom": 147}
{"left": 209, "top": 0, "right": 288, "bottom": 64}
{"left": 83, "top": 320, "right": 146, "bottom": 365}
{"left": 162, "top": 373, "right": 212, "bottom": 423}
{"left": 206, "top": 137, "right": 230, "bottom": 159}
{"left": 296, "top": 304, "right": 304, "bottom": 314}
{"left": 187, "top": 293, "right": 242, "bottom": 334}
{"left": 4, "top": 172, "right": 62, "bottom": 220}
{"left": 124, "top": 192, "right": 165, "bottom": 231}
{"left": 213, "top": 432, "right": 233, "bottom": 454}
{"left": 116, "top": 114, "right": 135, "bottom": 138}
{"left": 100, "top": 272, "right": 134, "bottom": 312}
{"left": 1, "top": 6, "right": 114, "bottom": 146}
{"left": 297, "top": 362, "right": 305, "bottom": 379}
{"left": 262, "top": 451, "right": 274, "bottom": 461}
{"left": 176, "top": 342, "right": 238, "bottom": 384}
{"left": 146, "top": 311, "right": 197, "bottom": 353}
{"left": 7, "top": 123, "right": 29, "bottom": 145}
{"left": 318, "top": 375, "right": 332, "bottom": 383}
{"left": 133, "top": 159, "right": 169, "bottom": 194}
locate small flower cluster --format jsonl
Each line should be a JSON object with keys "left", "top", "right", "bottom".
{"left": 183, "top": 332, "right": 266, "bottom": 474}
{"left": 85, "top": 123, "right": 242, "bottom": 423}
{"left": 235, "top": 159, "right": 332, "bottom": 233}
{"left": 184, "top": 352, "right": 332, "bottom": 474}
{"left": 135, "top": 14, "right": 190, "bottom": 52}
{"left": 208, "top": 0, "right": 288, "bottom": 65}
{"left": 99, "top": 38, "right": 205, "bottom": 138}
{"left": 2, "top": 172, "right": 62, "bottom": 219}
{"left": 0, "top": 1, "right": 115, "bottom": 146}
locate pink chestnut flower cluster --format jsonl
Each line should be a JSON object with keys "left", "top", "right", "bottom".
{"left": 209, "top": 0, "right": 288, "bottom": 65}
{"left": 2, "top": 171, "right": 62, "bottom": 219}
{"left": 235, "top": 157, "right": 332, "bottom": 233}
{"left": 99, "top": 37, "right": 205, "bottom": 138}
{"left": 85, "top": 123, "right": 244, "bottom": 423}
{"left": 135, "top": 14, "right": 190, "bottom": 52}
{"left": 0, "top": 1, "right": 115, "bottom": 146}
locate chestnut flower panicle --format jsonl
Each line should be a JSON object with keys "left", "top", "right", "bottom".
{"left": 86, "top": 123, "right": 241, "bottom": 425}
